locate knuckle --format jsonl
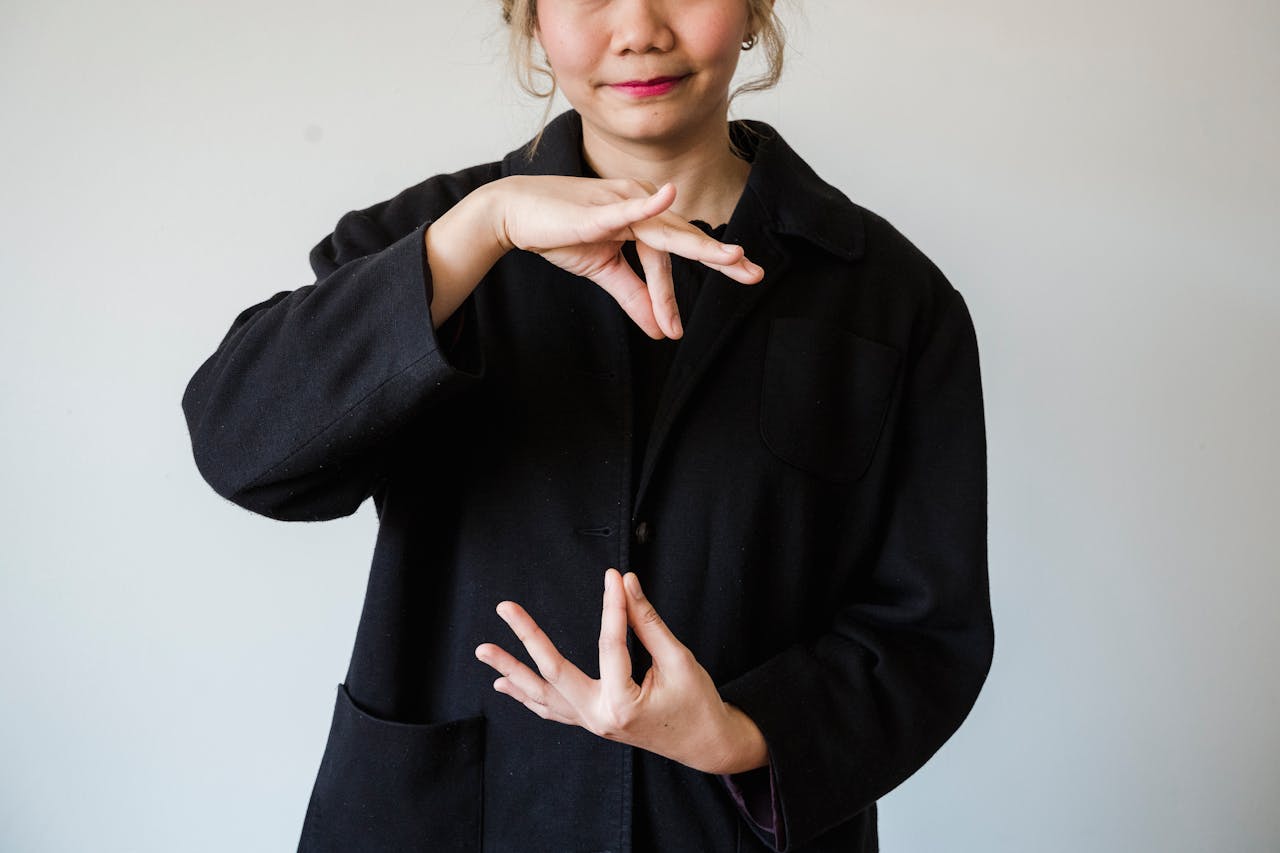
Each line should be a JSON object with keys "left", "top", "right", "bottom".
{"left": 594, "top": 705, "right": 632, "bottom": 738}
{"left": 619, "top": 287, "right": 648, "bottom": 311}
{"left": 586, "top": 712, "right": 612, "bottom": 738}
{"left": 541, "top": 660, "right": 563, "bottom": 683}
{"left": 613, "top": 703, "right": 638, "bottom": 730}
{"left": 641, "top": 244, "right": 671, "bottom": 270}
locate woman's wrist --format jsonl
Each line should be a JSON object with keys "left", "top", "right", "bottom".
{"left": 468, "top": 178, "right": 514, "bottom": 255}
{"left": 716, "top": 701, "right": 770, "bottom": 775}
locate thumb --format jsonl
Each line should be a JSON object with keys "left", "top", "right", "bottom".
{"left": 623, "top": 572, "right": 688, "bottom": 664}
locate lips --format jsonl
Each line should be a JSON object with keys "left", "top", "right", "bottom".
{"left": 615, "top": 75, "right": 684, "bottom": 87}
{"left": 608, "top": 74, "right": 688, "bottom": 97}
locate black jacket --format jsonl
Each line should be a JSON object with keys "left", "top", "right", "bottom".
{"left": 182, "top": 109, "right": 994, "bottom": 853}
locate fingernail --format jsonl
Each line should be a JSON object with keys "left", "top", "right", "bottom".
{"left": 721, "top": 244, "right": 740, "bottom": 255}
{"left": 626, "top": 573, "right": 642, "bottom": 599}
{"left": 673, "top": 315, "right": 683, "bottom": 336}
{"left": 605, "top": 570, "right": 613, "bottom": 591}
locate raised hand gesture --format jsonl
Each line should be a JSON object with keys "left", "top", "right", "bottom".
{"left": 494, "top": 176, "right": 764, "bottom": 339}
{"left": 474, "top": 568, "right": 769, "bottom": 776}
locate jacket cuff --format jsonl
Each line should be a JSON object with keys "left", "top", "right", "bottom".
{"left": 717, "top": 763, "right": 784, "bottom": 849}
{"left": 414, "top": 219, "right": 482, "bottom": 374}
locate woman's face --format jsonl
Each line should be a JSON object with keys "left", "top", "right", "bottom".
{"left": 534, "top": 0, "right": 754, "bottom": 151}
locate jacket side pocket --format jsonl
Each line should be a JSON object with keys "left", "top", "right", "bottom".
{"left": 759, "top": 317, "right": 901, "bottom": 484}
{"left": 297, "top": 683, "right": 485, "bottom": 852}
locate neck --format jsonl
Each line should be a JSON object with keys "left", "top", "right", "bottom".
{"left": 580, "top": 114, "right": 750, "bottom": 228}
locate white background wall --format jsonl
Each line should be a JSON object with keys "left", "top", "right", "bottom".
{"left": 2, "top": 1, "right": 1277, "bottom": 850}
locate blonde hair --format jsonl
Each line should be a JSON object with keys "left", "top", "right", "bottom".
{"left": 498, "top": 0, "right": 786, "bottom": 157}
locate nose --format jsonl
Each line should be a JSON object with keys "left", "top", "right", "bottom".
{"left": 609, "top": 0, "right": 675, "bottom": 55}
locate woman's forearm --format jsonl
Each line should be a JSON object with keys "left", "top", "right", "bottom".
{"left": 423, "top": 180, "right": 510, "bottom": 330}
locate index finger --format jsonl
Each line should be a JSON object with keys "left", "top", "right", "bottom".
{"left": 497, "top": 601, "right": 595, "bottom": 708}
{"left": 579, "top": 182, "right": 678, "bottom": 243}
{"left": 699, "top": 254, "right": 766, "bottom": 285}
{"left": 632, "top": 216, "right": 756, "bottom": 274}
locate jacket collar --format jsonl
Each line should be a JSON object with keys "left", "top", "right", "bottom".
{"left": 500, "top": 108, "right": 865, "bottom": 262}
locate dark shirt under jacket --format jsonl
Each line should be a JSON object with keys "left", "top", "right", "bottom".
{"left": 626, "top": 219, "right": 726, "bottom": 510}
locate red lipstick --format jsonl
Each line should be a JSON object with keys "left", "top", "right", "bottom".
{"left": 609, "top": 75, "right": 687, "bottom": 98}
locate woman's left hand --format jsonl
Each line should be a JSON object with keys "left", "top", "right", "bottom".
{"left": 474, "top": 568, "right": 767, "bottom": 776}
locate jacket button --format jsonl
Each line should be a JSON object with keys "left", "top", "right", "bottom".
{"left": 633, "top": 520, "right": 650, "bottom": 545}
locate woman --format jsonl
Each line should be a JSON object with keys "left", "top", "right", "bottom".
{"left": 181, "top": 0, "right": 994, "bottom": 850}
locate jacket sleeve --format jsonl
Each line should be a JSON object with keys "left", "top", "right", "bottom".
{"left": 181, "top": 185, "right": 487, "bottom": 522}
{"left": 716, "top": 285, "right": 994, "bottom": 852}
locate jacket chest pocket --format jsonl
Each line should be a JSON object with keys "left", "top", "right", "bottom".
{"left": 759, "top": 317, "right": 901, "bottom": 483}
{"left": 298, "top": 683, "right": 485, "bottom": 851}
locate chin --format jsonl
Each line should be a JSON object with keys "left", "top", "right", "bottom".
{"left": 587, "top": 104, "right": 701, "bottom": 146}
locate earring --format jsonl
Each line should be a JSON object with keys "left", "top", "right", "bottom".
{"left": 741, "top": 33, "right": 757, "bottom": 51}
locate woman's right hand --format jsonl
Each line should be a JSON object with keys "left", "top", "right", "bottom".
{"left": 490, "top": 175, "right": 763, "bottom": 340}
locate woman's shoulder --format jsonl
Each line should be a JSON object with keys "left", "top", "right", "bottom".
{"left": 306, "top": 159, "right": 505, "bottom": 279}
{"left": 344, "top": 160, "right": 506, "bottom": 237}
{"left": 746, "top": 122, "right": 958, "bottom": 309}
{"left": 335, "top": 112, "right": 581, "bottom": 235}
{"left": 855, "top": 205, "right": 957, "bottom": 296}
{"left": 741, "top": 121, "right": 950, "bottom": 272}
